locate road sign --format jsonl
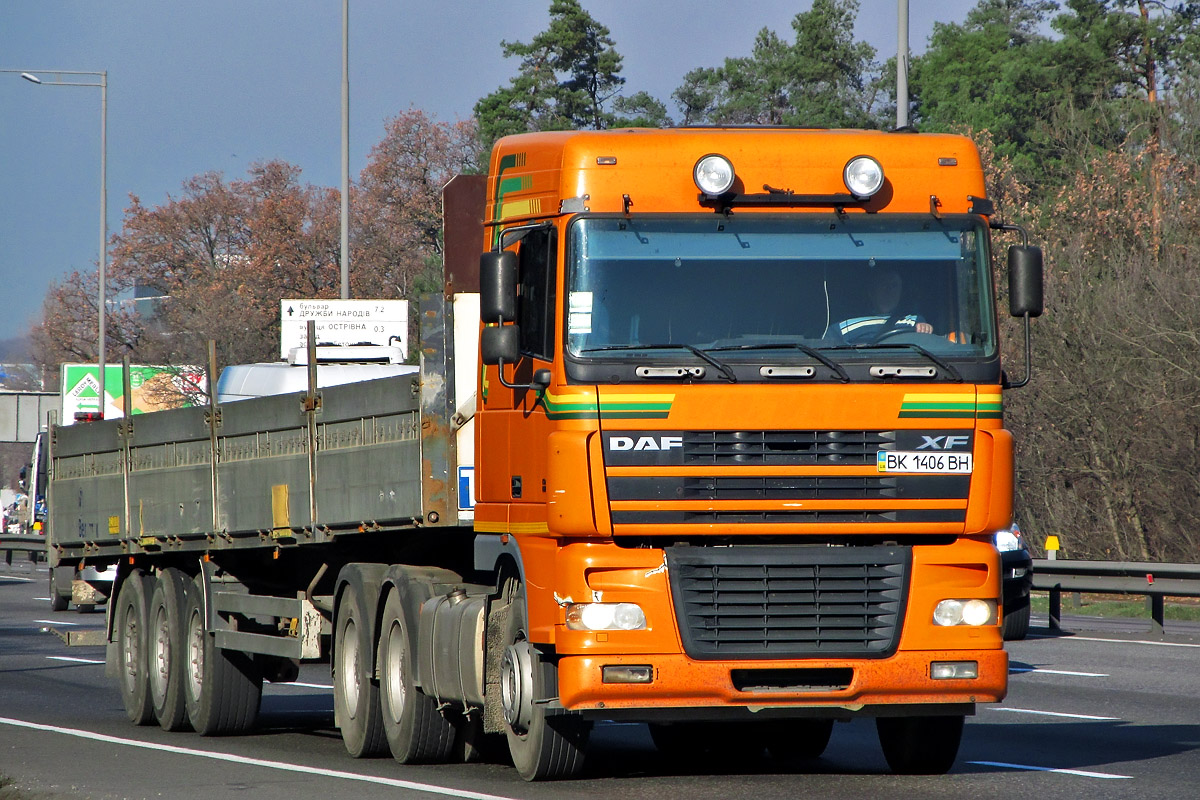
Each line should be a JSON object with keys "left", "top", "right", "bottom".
{"left": 280, "top": 299, "right": 409, "bottom": 359}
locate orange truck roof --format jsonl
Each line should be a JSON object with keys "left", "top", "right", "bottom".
{"left": 487, "top": 127, "right": 988, "bottom": 226}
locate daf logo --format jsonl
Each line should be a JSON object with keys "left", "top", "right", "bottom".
{"left": 608, "top": 435, "right": 684, "bottom": 452}
{"left": 916, "top": 435, "right": 970, "bottom": 450}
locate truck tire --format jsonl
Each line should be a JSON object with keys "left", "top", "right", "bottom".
{"left": 49, "top": 569, "right": 68, "bottom": 612}
{"left": 1002, "top": 600, "right": 1031, "bottom": 641}
{"left": 149, "top": 568, "right": 191, "bottom": 731}
{"left": 876, "top": 714, "right": 964, "bottom": 774}
{"left": 765, "top": 719, "right": 835, "bottom": 761}
{"left": 499, "top": 577, "right": 590, "bottom": 781}
{"left": 377, "top": 586, "right": 456, "bottom": 763}
{"left": 115, "top": 570, "right": 155, "bottom": 725}
{"left": 183, "top": 573, "right": 262, "bottom": 735}
{"left": 334, "top": 583, "right": 387, "bottom": 757}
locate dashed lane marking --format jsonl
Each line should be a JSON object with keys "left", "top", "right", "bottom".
{"left": 0, "top": 715, "right": 519, "bottom": 800}
{"left": 969, "top": 761, "right": 1131, "bottom": 779}
{"left": 46, "top": 656, "right": 105, "bottom": 665}
{"left": 989, "top": 707, "right": 1120, "bottom": 721}
{"left": 1009, "top": 667, "right": 1108, "bottom": 677}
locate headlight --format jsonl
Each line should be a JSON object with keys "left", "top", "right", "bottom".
{"left": 994, "top": 529, "right": 1023, "bottom": 553}
{"left": 933, "top": 598, "right": 995, "bottom": 627}
{"left": 565, "top": 602, "right": 647, "bottom": 631}
{"left": 843, "top": 155, "right": 884, "bottom": 197}
{"left": 694, "top": 154, "right": 736, "bottom": 195}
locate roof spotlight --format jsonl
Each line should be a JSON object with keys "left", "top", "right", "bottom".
{"left": 694, "top": 154, "right": 736, "bottom": 196}
{"left": 843, "top": 155, "right": 884, "bottom": 198}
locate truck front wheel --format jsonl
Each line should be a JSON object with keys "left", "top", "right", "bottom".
{"left": 876, "top": 714, "right": 964, "bottom": 774}
{"left": 377, "top": 586, "right": 456, "bottom": 763}
{"left": 499, "top": 577, "right": 590, "bottom": 781}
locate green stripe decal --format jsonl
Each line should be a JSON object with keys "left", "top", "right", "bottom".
{"left": 539, "top": 393, "right": 674, "bottom": 420}
{"left": 899, "top": 393, "right": 1004, "bottom": 419}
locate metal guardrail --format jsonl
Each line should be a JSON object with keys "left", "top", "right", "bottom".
{"left": 0, "top": 534, "right": 46, "bottom": 566}
{"left": 1032, "top": 558, "right": 1200, "bottom": 635}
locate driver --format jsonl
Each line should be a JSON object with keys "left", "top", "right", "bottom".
{"left": 834, "top": 268, "right": 932, "bottom": 343}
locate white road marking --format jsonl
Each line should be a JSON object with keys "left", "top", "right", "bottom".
{"left": 0, "top": 715, "right": 519, "bottom": 800}
{"left": 969, "top": 760, "right": 1131, "bottom": 779}
{"left": 0, "top": 575, "right": 35, "bottom": 583}
{"left": 33, "top": 596, "right": 52, "bottom": 600}
{"left": 1029, "top": 633, "right": 1200, "bottom": 648}
{"left": 268, "top": 681, "right": 333, "bottom": 690}
{"left": 990, "top": 707, "right": 1119, "bottom": 721}
{"left": 1009, "top": 667, "right": 1108, "bottom": 677}
{"left": 33, "top": 619, "right": 77, "bottom": 626}
{"left": 46, "top": 656, "right": 105, "bottom": 665}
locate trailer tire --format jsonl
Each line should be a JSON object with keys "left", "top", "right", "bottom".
{"left": 377, "top": 587, "right": 456, "bottom": 763}
{"left": 500, "top": 577, "right": 589, "bottom": 781}
{"left": 334, "top": 583, "right": 387, "bottom": 757}
{"left": 876, "top": 714, "right": 964, "bottom": 774}
{"left": 183, "top": 573, "right": 262, "bottom": 735}
{"left": 115, "top": 570, "right": 155, "bottom": 725}
{"left": 149, "top": 568, "right": 191, "bottom": 731}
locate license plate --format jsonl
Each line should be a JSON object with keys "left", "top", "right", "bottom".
{"left": 876, "top": 451, "right": 973, "bottom": 474}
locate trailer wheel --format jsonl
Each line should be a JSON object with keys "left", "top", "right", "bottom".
{"left": 149, "top": 568, "right": 191, "bottom": 731}
{"left": 499, "top": 577, "right": 590, "bottom": 781}
{"left": 115, "top": 570, "right": 155, "bottom": 725}
{"left": 876, "top": 714, "right": 964, "bottom": 774}
{"left": 183, "top": 573, "right": 262, "bottom": 735}
{"left": 377, "top": 587, "right": 456, "bottom": 763}
{"left": 334, "top": 584, "right": 387, "bottom": 757}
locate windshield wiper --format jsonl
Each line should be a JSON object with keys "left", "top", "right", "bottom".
{"left": 708, "top": 342, "right": 850, "bottom": 382}
{"left": 824, "top": 343, "right": 963, "bottom": 382}
{"left": 580, "top": 343, "right": 738, "bottom": 383}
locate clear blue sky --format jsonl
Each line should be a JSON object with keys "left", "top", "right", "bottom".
{"left": 0, "top": 0, "right": 980, "bottom": 344}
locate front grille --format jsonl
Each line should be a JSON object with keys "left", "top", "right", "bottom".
{"left": 666, "top": 544, "right": 909, "bottom": 660}
{"left": 683, "top": 430, "right": 892, "bottom": 466}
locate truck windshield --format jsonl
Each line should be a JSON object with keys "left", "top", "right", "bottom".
{"left": 565, "top": 214, "right": 997, "bottom": 365}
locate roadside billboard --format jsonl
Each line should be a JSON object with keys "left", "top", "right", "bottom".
{"left": 59, "top": 364, "right": 207, "bottom": 425}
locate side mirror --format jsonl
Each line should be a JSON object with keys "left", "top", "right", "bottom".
{"left": 480, "top": 251, "right": 518, "bottom": 323}
{"left": 481, "top": 325, "right": 519, "bottom": 366}
{"left": 1008, "top": 245, "right": 1044, "bottom": 318}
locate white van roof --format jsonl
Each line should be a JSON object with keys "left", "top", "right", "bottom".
{"left": 216, "top": 361, "right": 418, "bottom": 403}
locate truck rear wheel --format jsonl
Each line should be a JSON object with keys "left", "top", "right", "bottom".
{"left": 149, "top": 568, "right": 191, "bottom": 731}
{"left": 115, "top": 570, "right": 155, "bottom": 725}
{"left": 183, "top": 573, "right": 262, "bottom": 735}
{"left": 876, "top": 714, "right": 963, "bottom": 774}
{"left": 377, "top": 587, "right": 456, "bottom": 763}
{"left": 499, "top": 577, "right": 589, "bottom": 781}
{"left": 334, "top": 584, "right": 387, "bottom": 757}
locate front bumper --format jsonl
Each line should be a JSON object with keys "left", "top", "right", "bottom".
{"left": 556, "top": 647, "right": 1008, "bottom": 718}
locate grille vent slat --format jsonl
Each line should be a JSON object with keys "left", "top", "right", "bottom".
{"left": 667, "top": 545, "right": 909, "bottom": 660}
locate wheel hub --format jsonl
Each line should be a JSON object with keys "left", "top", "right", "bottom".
{"left": 499, "top": 639, "right": 535, "bottom": 734}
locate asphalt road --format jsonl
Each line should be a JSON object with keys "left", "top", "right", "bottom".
{"left": 3, "top": 557, "right": 1199, "bottom": 800}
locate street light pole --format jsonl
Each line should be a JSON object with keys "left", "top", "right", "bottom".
{"left": 341, "top": 0, "right": 350, "bottom": 300}
{"left": 5, "top": 69, "right": 109, "bottom": 416}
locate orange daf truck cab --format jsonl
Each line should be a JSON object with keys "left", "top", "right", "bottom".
{"left": 473, "top": 127, "right": 1043, "bottom": 779}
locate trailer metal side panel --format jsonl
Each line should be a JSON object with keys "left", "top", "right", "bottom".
{"left": 48, "top": 372, "right": 425, "bottom": 558}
